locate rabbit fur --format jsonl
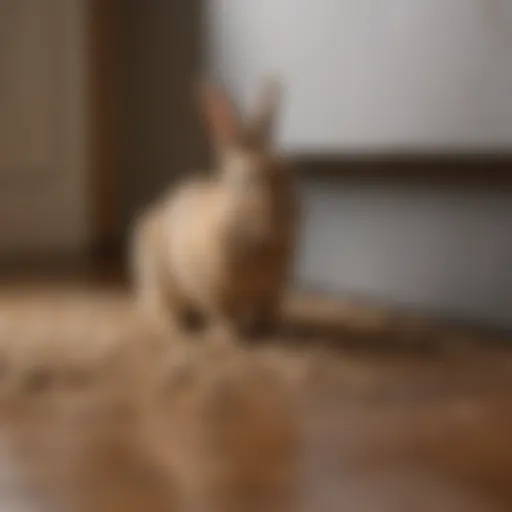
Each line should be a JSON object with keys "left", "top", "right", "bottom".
{"left": 130, "top": 79, "right": 299, "bottom": 339}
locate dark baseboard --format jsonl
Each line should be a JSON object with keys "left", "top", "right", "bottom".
{"left": 292, "top": 153, "right": 512, "bottom": 186}
{"left": 0, "top": 238, "right": 126, "bottom": 284}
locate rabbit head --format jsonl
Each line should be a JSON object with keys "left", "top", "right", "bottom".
{"left": 199, "top": 78, "right": 289, "bottom": 191}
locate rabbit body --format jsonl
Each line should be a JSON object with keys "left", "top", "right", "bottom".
{"left": 132, "top": 156, "right": 298, "bottom": 339}
{"left": 131, "top": 79, "right": 299, "bottom": 338}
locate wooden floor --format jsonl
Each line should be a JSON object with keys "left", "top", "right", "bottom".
{"left": 0, "top": 268, "right": 512, "bottom": 511}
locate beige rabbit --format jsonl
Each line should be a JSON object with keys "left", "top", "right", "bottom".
{"left": 130, "top": 79, "right": 299, "bottom": 340}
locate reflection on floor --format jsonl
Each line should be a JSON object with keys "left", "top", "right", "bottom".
{"left": 0, "top": 274, "right": 511, "bottom": 511}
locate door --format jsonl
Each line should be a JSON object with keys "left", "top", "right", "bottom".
{"left": 0, "top": 0, "right": 90, "bottom": 257}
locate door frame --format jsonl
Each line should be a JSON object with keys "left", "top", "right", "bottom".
{"left": 88, "top": 0, "right": 122, "bottom": 257}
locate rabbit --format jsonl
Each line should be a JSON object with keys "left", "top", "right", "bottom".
{"left": 130, "top": 78, "right": 300, "bottom": 341}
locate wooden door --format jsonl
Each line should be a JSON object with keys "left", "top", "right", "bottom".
{"left": 0, "top": 0, "right": 90, "bottom": 258}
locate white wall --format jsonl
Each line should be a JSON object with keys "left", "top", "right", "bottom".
{"left": 208, "top": 0, "right": 512, "bottom": 153}
{"left": 297, "top": 180, "right": 512, "bottom": 328}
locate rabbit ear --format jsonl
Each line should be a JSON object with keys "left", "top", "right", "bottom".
{"left": 245, "top": 78, "right": 282, "bottom": 149}
{"left": 198, "top": 81, "right": 240, "bottom": 150}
